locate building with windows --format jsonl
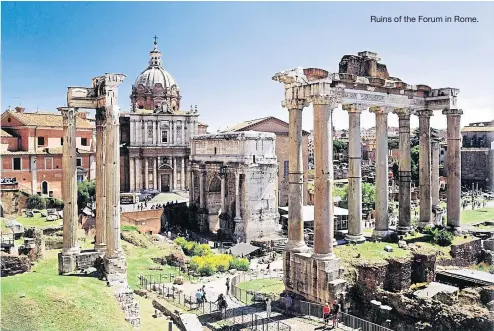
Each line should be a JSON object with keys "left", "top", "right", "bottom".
{"left": 119, "top": 39, "right": 208, "bottom": 193}
{"left": 0, "top": 107, "right": 95, "bottom": 198}
{"left": 222, "top": 116, "right": 310, "bottom": 207}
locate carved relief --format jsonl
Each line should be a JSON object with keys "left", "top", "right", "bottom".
{"left": 60, "top": 108, "right": 78, "bottom": 126}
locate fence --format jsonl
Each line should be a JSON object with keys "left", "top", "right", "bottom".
{"left": 230, "top": 272, "right": 393, "bottom": 331}
{"left": 140, "top": 272, "right": 291, "bottom": 331}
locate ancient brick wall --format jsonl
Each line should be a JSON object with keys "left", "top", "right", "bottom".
{"left": 1, "top": 190, "right": 19, "bottom": 215}
{"left": 461, "top": 149, "right": 491, "bottom": 184}
{"left": 438, "top": 238, "right": 482, "bottom": 267}
{"left": 411, "top": 253, "right": 436, "bottom": 283}
{"left": 0, "top": 253, "right": 31, "bottom": 277}
{"left": 384, "top": 258, "right": 412, "bottom": 292}
{"left": 357, "top": 262, "right": 388, "bottom": 292}
{"left": 121, "top": 209, "right": 162, "bottom": 234}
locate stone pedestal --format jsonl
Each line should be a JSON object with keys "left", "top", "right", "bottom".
{"left": 443, "top": 109, "right": 463, "bottom": 230}
{"left": 344, "top": 104, "right": 366, "bottom": 243}
{"left": 283, "top": 251, "right": 346, "bottom": 304}
{"left": 418, "top": 110, "right": 433, "bottom": 228}
{"left": 395, "top": 109, "right": 412, "bottom": 233}
{"left": 58, "top": 252, "right": 77, "bottom": 275}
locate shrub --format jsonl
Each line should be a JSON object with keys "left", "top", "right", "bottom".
{"left": 423, "top": 225, "right": 435, "bottom": 236}
{"left": 433, "top": 229, "right": 454, "bottom": 247}
{"left": 184, "top": 241, "right": 196, "bottom": 255}
{"left": 198, "top": 263, "right": 216, "bottom": 276}
{"left": 52, "top": 198, "right": 64, "bottom": 209}
{"left": 174, "top": 237, "right": 187, "bottom": 249}
{"left": 27, "top": 194, "right": 46, "bottom": 210}
{"left": 193, "top": 243, "right": 212, "bottom": 257}
{"left": 214, "top": 254, "right": 233, "bottom": 272}
{"left": 230, "top": 257, "right": 250, "bottom": 271}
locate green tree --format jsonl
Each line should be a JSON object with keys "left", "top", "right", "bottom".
{"left": 77, "top": 180, "right": 96, "bottom": 211}
{"left": 340, "top": 182, "right": 375, "bottom": 206}
{"left": 333, "top": 139, "right": 347, "bottom": 155}
{"left": 388, "top": 138, "right": 399, "bottom": 150}
{"left": 27, "top": 194, "right": 46, "bottom": 210}
{"left": 411, "top": 145, "right": 420, "bottom": 182}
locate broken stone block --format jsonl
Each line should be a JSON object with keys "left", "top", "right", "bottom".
{"left": 173, "top": 276, "right": 184, "bottom": 285}
{"left": 370, "top": 300, "right": 382, "bottom": 307}
{"left": 384, "top": 246, "right": 394, "bottom": 252}
{"left": 398, "top": 240, "right": 408, "bottom": 249}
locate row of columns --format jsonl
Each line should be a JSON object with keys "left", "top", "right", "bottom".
{"left": 129, "top": 156, "right": 187, "bottom": 192}
{"left": 60, "top": 104, "right": 122, "bottom": 259}
{"left": 130, "top": 119, "right": 186, "bottom": 145}
{"left": 285, "top": 100, "right": 463, "bottom": 256}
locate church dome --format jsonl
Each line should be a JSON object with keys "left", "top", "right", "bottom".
{"left": 131, "top": 37, "right": 181, "bottom": 112}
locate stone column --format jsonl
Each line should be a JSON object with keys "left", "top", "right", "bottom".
{"left": 233, "top": 171, "right": 244, "bottom": 241}
{"left": 394, "top": 109, "right": 412, "bottom": 233}
{"left": 181, "top": 121, "right": 185, "bottom": 144}
{"left": 144, "top": 121, "right": 148, "bottom": 145}
{"left": 135, "top": 158, "right": 141, "bottom": 192}
{"left": 152, "top": 121, "right": 156, "bottom": 145}
{"left": 130, "top": 120, "right": 135, "bottom": 145}
{"left": 105, "top": 104, "right": 123, "bottom": 260}
{"left": 220, "top": 173, "right": 226, "bottom": 212}
{"left": 129, "top": 157, "right": 135, "bottom": 192}
{"left": 199, "top": 169, "right": 205, "bottom": 209}
{"left": 286, "top": 100, "right": 308, "bottom": 252}
{"left": 443, "top": 109, "right": 463, "bottom": 229}
{"left": 312, "top": 98, "right": 336, "bottom": 259}
{"left": 172, "top": 157, "right": 177, "bottom": 191}
{"left": 157, "top": 157, "right": 162, "bottom": 192}
{"left": 417, "top": 110, "right": 433, "bottom": 228}
{"left": 431, "top": 140, "right": 440, "bottom": 208}
{"left": 370, "top": 106, "right": 390, "bottom": 238}
{"left": 181, "top": 157, "right": 185, "bottom": 190}
{"left": 190, "top": 169, "right": 195, "bottom": 202}
{"left": 94, "top": 108, "right": 106, "bottom": 252}
{"left": 144, "top": 158, "right": 149, "bottom": 190}
{"left": 343, "top": 104, "right": 366, "bottom": 243}
{"left": 153, "top": 158, "right": 158, "bottom": 191}
{"left": 59, "top": 107, "right": 80, "bottom": 255}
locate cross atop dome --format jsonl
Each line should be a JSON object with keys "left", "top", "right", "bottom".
{"left": 149, "top": 35, "right": 162, "bottom": 67}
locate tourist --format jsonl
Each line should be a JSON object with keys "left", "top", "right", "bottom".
{"left": 331, "top": 299, "right": 340, "bottom": 328}
{"left": 265, "top": 297, "right": 272, "bottom": 318}
{"left": 284, "top": 294, "right": 292, "bottom": 315}
{"left": 195, "top": 289, "right": 203, "bottom": 308}
{"left": 225, "top": 277, "right": 230, "bottom": 295}
{"left": 215, "top": 294, "right": 228, "bottom": 318}
{"left": 323, "top": 302, "right": 331, "bottom": 326}
{"left": 201, "top": 285, "right": 208, "bottom": 303}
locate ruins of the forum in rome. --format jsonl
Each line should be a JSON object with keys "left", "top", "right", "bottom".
{"left": 274, "top": 51, "right": 462, "bottom": 304}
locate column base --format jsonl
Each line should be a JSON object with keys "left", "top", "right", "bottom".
{"left": 396, "top": 226, "right": 412, "bottom": 234}
{"left": 286, "top": 239, "right": 310, "bottom": 253}
{"left": 58, "top": 252, "right": 77, "bottom": 275}
{"left": 94, "top": 244, "right": 107, "bottom": 255}
{"left": 417, "top": 221, "right": 433, "bottom": 229}
{"left": 345, "top": 234, "right": 366, "bottom": 244}
{"left": 104, "top": 253, "right": 128, "bottom": 285}
{"left": 62, "top": 245, "right": 81, "bottom": 256}
{"left": 312, "top": 252, "right": 336, "bottom": 260}
{"left": 372, "top": 230, "right": 391, "bottom": 239}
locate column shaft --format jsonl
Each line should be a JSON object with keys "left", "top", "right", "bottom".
{"left": 286, "top": 106, "right": 307, "bottom": 252}
{"left": 312, "top": 103, "right": 335, "bottom": 258}
{"left": 220, "top": 175, "right": 226, "bottom": 212}
{"left": 173, "top": 157, "right": 177, "bottom": 191}
{"left": 373, "top": 109, "right": 390, "bottom": 237}
{"left": 397, "top": 111, "right": 412, "bottom": 232}
{"left": 431, "top": 141, "right": 440, "bottom": 208}
{"left": 129, "top": 157, "right": 135, "bottom": 192}
{"left": 135, "top": 158, "right": 141, "bottom": 192}
{"left": 181, "top": 121, "right": 185, "bottom": 144}
{"left": 181, "top": 157, "right": 185, "bottom": 190}
{"left": 60, "top": 108, "right": 79, "bottom": 254}
{"left": 144, "top": 158, "right": 149, "bottom": 190}
{"left": 444, "top": 109, "right": 463, "bottom": 229}
{"left": 157, "top": 157, "right": 162, "bottom": 192}
{"left": 105, "top": 105, "right": 122, "bottom": 259}
{"left": 345, "top": 106, "right": 365, "bottom": 242}
{"left": 418, "top": 110, "right": 433, "bottom": 227}
{"left": 199, "top": 170, "right": 205, "bottom": 208}
{"left": 190, "top": 170, "right": 195, "bottom": 202}
{"left": 235, "top": 172, "right": 241, "bottom": 218}
{"left": 153, "top": 158, "right": 158, "bottom": 190}
{"left": 95, "top": 108, "right": 106, "bottom": 252}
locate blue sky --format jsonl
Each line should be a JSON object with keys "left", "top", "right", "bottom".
{"left": 2, "top": 1, "right": 493, "bottom": 131}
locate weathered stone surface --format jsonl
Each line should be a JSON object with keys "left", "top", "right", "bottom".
{"left": 384, "top": 258, "right": 411, "bottom": 292}
{"left": 480, "top": 286, "right": 494, "bottom": 305}
{"left": 411, "top": 252, "right": 436, "bottom": 283}
{"left": 45, "top": 235, "right": 63, "bottom": 250}
{"left": 438, "top": 239, "right": 482, "bottom": 267}
{"left": 121, "top": 231, "right": 151, "bottom": 248}
{"left": 0, "top": 252, "right": 31, "bottom": 277}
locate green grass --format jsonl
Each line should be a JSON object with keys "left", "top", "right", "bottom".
{"left": 236, "top": 278, "right": 285, "bottom": 304}
{"left": 0, "top": 251, "right": 133, "bottom": 331}
{"left": 136, "top": 295, "right": 181, "bottom": 331}
{"left": 121, "top": 225, "right": 138, "bottom": 232}
{"left": 335, "top": 242, "right": 412, "bottom": 262}
{"left": 15, "top": 210, "right": 63, "bottom": 228}
{"left": 460, "top": 207, "right": 494, "bottom": 225}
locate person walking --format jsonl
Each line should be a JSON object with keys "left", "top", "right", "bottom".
{"left": 331, "top": 300, "right": 340, "bottom": 329}
{"left": 265, "top": 297, "right": 272, "bottom": 319}
{"left": 323, "top": 302, "right": 331, "bottom": 326}
{"left": 284, "top": 294, "right": 292, "bottom": 316}
{"left": 195, "top": 289, "right": 203, "bottom": 309}
{"left": 215, "top": 294, "right": 228, "bottom": 318}
{"left": 201, "top": 285, "right": 208, "bottom": 303}
{"left": 225, "top": 277, "right": 230, "bottom": 296}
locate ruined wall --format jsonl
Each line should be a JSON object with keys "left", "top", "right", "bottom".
{"left": 121, "top": 210, "right": 162, "bottom": 234}
{"left": 0, "top": 252, "right": 31, "bottom": 277}
{"left": 384, "top": 258, "right": 412, "bottom": 292}
{"left": 356, "top": 262, "right": 388, "bottom": 294}
{"left": 411, "top": 253, "right": 436, "bottom": 283}
{"left": 438, "top": 238, "right": 483, "bottom": 267}
{"left": 461, "top": 149, "right": 492, "bottom": 187}
{"left": 1, "top": 190, "right": 19, "bottom": 215}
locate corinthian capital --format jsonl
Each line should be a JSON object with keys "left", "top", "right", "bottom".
{"left": 342, "top": 103, "right": 367, "bottom": 113}
{"left": 392, "top": 107, "right": 412, "bottom": 118}
{"left": 369, "top": 105, "right": 393, "bottom": 114}
{"left": 442, "top": 108, "right": 463, "bottom": 117}
{"left": 282, "top": 98, "right": 309, "bottom": 110}
{"left": 58, "top": 107, "right": 78, "bottom": 126}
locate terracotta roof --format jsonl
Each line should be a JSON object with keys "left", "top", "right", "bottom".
{"left": 462, "top": 126, "right": 494, "bottom": 132}
{"left": 0, "top": 129, "right": 13, "bottom": 137}
{"left": 4, "top": 111, "right": 94, "bottom": 129}
{"left": 223, "top": 116, "right": 310, "bottom": 135}
{"left": 0, "top": 147, "right": 93, "bottom": 155}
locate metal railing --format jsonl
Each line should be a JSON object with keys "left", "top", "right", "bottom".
{"left": 230, "top": 270, "right": 283, "bottom": 305}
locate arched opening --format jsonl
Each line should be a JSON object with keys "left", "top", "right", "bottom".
{"left": 41, "top": 181, "right": 49, "bottom": 195}
{"left": 209, "top": 176, "right": 221, "bottom": 193}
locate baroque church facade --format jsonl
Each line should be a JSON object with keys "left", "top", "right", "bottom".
{"left": 120, "top": 39, "right": 207, "bottom": 193}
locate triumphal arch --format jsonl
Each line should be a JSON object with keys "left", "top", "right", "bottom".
{"left": 273, "top": 51, "right": 461, "bottom": 303}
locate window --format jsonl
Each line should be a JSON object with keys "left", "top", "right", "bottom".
{"left": 81, "top": 138, "right": 88, "bottom": 146}
{"left": 77, "top": 175, "right": 84, "bottom": 183}
{"left": 161, "top": 130, "right": 168, "bottom": 143}
{"left": 283, "top": 160, "right": 289, "bottom": 178}
{"left": 148, "top": 124, "right": 153, "bottom": 139}
{"left": 37, "top": 137, "right": 45, "bottom": 146}
{"left": 60, "top": 138, "right": 63, "bottom": 145}
{"left": 13, "top": 158, "right": 21, "bottom": 170}
{"left": 209, "top": 177, "right": 221, "bottom": 193}
{"left": 41, "top": 181, "right": 48, "bottom": 195}
{"left": 76, "top": 158, "right": 82, "bottom": 167}
{"left": 45, "top": 157, "right": 53, "bottom": 170}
